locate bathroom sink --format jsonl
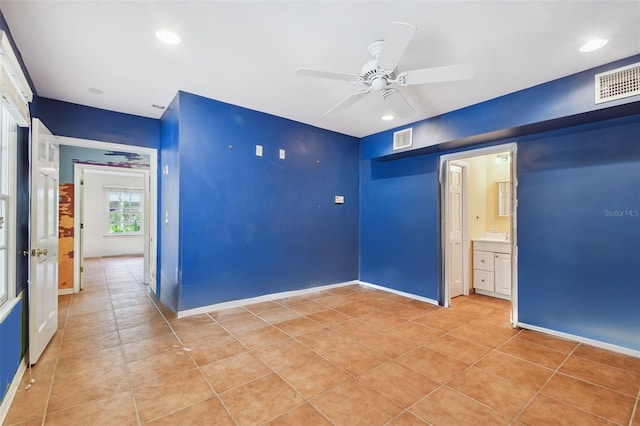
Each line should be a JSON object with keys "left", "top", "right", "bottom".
{"left": 475, "top": 237, "right": 510, "bottom": 243}
{"left": 476, "top": 233, "right": 510, "bottom": 242}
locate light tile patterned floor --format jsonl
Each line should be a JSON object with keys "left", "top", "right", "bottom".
{"left": 5, "top": 256, "right": 640, "bottom": 425}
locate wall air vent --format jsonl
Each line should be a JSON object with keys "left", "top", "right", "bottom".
{"left": 393, "top": 127, "right": 413, "bottom": 150}
{"left": 595, "top": 62, "right": 640, "bottom": 104}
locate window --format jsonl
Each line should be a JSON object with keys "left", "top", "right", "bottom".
{"left": 106, "top": 188, "right": 144, "bottom": 234}
{"left": 0, "top": 30, "right": 33, "bottom": 312}
{"left": 0, "top": 107, "right": 17, "bottom": 307}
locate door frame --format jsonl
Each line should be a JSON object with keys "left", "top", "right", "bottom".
{"left": 439, "top": 142, "right": 518, "bottom": 326}
{"left": 74, "top": 164, "right": 150, "bottom": 291}
{"left": 58, "top": 136, "right": 158, "bottom": 294}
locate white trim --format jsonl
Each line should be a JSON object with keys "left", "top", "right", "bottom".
{"left": 358, "top": 281, "right": 439, "bottom": 306}
{"left": 0, "top": 293, "right": 21, "bottom": 323}
{"left": 518, "top": 322, "right": 640, "bottom": 359}
{"left": 60, "top": 136, "right": 157, "bottom": 294}
{"left": 177, "top": 280, "right": 360, "bottom": 318}
{"left": 0, "top": 31, "right": 33, "bottom": 102}
{"left": 0, "top": 31, "right": 33, "bottom": 126}
{"left": 0, "top": 106, "right": 18, "bottom": 310}
{"left": 0, "top": 357, "right": 26, "bottom": 425}
{"left": 58, "top": 288, "right": 73, "bottom": 296}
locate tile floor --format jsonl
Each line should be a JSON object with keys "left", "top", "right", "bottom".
{"left": 5, "top": 256, "right": 640, "bottom": 425}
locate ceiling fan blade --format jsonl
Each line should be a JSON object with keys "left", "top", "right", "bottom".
{"left": 296, "top": 68, "right": 359, "bottom": 82}
{"left": 324, "top": 89, "right": 369, "bottom": 116}
{"left": 382, "top": 89, "right": 415, "bottom": 119}
{"left": 376, "top": 22, "right": 417, "bottom": 71}
{"left": 402, "top": 64, "right": 475, "bottom": 85}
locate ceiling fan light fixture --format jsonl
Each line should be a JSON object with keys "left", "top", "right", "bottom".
{"left": 155, "top": 29, "right": 181, "bottom": 45}
{"left": 380, "top": 114, "right": 395, "bottom": 121}
{"left": 579, "top": 38, "right": 608, "bottom": 53}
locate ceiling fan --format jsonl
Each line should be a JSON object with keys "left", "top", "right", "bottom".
{"left": 296, "top": 22, "right": 474, "bottom": 119}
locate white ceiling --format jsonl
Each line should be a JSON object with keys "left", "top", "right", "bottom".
{"left": 2, "top": 1, "right": 639, "bottom": 138}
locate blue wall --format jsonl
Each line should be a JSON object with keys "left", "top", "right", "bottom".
{"left": 161, "top": 92, "right": 359, "bottom": 311}
{"left": 517, "top": 115, "right": 640, "bottom": 350}
{"left": 365, "top": 55, "right": 640, "bottom": 159}
{"left": 34, "top": 97, "right": 160, "bottom": 149}
{"left": 0, "top": 300, "right": 23, "bottom": 402}
{"left": 362, "top": 115, "right": 640, "bottom": 350}
{"left": 360, "top": 53, "right": 640, "bottom": 351}
{"left": 360, "top": 153, "right": 440, "bottom": 300}
{"left": 159, "top": 94, "right": 181, "bottom": 311}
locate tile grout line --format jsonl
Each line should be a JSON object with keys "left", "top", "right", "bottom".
{"left": 629, "top": 387, "right": 640, "bottom": 426}
{"left": 507, "top": 342, "right": 585, "bottom": 425}
{"left": 200, "top": 291, "right": 409, "bottom": 424}
{"left": 103, "top": 257, "right": 146, "bottom": 426}
{"left": 135, "top": 296, "right": 238, "bottom": 425}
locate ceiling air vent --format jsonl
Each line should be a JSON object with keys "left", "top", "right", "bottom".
{"left": 595, "top": 62, "right": 640, "bottom": 104}
{"left": 393, "top": 127, "right": 413, "bottom": 150}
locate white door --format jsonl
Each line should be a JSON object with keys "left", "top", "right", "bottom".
{"left": 29, "top": 119, "right": 59, "bottom": 365}
{"left": 448, "top": 164, "right": 464, "bottom": 298}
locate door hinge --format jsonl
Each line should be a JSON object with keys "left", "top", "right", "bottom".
{"left": 80, "top": 179, "right": 84, "bottom": 185}
{"left": 80, "top": 266, "right": 83, "bottom": 273}
{"left": 80, "top": 223, "right": 84, "bottom": 229}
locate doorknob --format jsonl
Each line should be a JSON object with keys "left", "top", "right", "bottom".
{"left": 22, "top": 250, "right": 29, "bottom": 257}
{"left": 35, "top": 248, "right": 48, "bottom": 256}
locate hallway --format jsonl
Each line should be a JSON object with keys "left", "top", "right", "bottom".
{"left": 4, "top": 257, "right": 640, "bottom": 425}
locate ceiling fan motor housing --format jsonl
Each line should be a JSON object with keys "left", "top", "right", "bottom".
{"left": 360, "top": 58, "right": 397, "bottom": 90}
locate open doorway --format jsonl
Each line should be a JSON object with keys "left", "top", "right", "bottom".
{"left": 75, "top": 165, "right": 149, "bottom": 292}
{"left": 55, "top": 136, "right": 157, "bottom": 295}
{"left": 440, "top": 143, "right": 518, "bottom": 325}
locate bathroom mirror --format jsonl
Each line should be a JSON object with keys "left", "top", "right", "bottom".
{"left": 497, "top": 181, "right": 511, "bottom": 217}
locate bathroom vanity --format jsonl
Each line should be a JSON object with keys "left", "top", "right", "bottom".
{"left": 473, "top": 239, "right": 511, "bottom": 300}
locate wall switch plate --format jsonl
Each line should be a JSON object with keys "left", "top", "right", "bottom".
{"left": 256, "top": 145, "right": 263, "bottom": 157}
{"left": 334, "top": 195, "right": 345, "bottom": 204}
{"left": 279, "top": 149, "right": 286, "bottom": 160}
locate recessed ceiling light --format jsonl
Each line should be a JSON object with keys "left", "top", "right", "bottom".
{"left": 579, "top": 38, "right": 608, "bottom": 53}
{"left": 155, "top": 30, "right": 181, "bottom": 45}
{"left": 380, "top": 114, "right": 395, "bottom": 121}
{"left": 151, "top": 104, "right": 166, "bottom": 110}
{"left": 88, "top": 87, "right": 104, "bottom": 95}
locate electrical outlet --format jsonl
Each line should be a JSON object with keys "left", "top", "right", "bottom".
{"left": 279, "top": 149, "right": 285, "bottom": 160}
{"left": 334, "top": 195, "right": 345, "bottom": 204}
{"left": 256, "top": 145, "right": 263, "bottom": 157}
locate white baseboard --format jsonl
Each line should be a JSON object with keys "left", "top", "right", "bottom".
{"left": 0, "top": 357, "right": 26, "bottom": 425}
{"left": 474, "top": 288, "right": 511, "bottom": 301}
{"left": 517, "top": 322, "right": 640, "bottom": 358}
{"left": 177, "top": 280, "right": 360, "bottom": 318}
{"left": 358, "top": 281, "right": 439, "bottom": 306}
{"left": 58, "top": 288, "right": 74, "bottom": 296}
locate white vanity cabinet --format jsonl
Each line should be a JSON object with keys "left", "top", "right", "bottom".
{"left": 473, "top": 240, "right": 511, "bottom": 299}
